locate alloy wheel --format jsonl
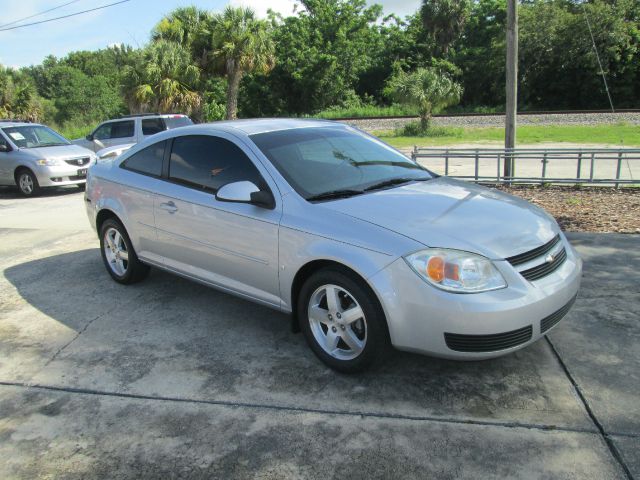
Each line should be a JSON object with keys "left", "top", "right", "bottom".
{"left": 103, "top": 227, "right": 129, "bottom": 276}
{"left": 19, "top": 173, "right": 34, "bottom": 195}
{"left": 307, "top": 284, "right": 368, "bottom": 361}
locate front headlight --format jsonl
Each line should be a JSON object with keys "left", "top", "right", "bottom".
{"left": 404, "top": 248, "right": 507, "bottom": 293}
{"left": 36, "top": 158, "right": 62, "bottom": 166}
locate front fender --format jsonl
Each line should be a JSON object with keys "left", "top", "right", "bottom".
{"left": 278, "top": 225, "right": 397, "bottom": 312}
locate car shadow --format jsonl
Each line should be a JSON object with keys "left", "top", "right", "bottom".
{"left": 3, "top": 247, "right": 591, "bottom": 428}
{"left": 0, "top": 185, "right": 82, "bottom": 199}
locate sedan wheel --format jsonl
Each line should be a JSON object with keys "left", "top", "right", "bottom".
{"left": 99, "top": 218, "right": 150, "bottom": 284}
{"left": 299, "top": 268, "right": 390, "bottom": 373}
{"left": 308, "top": 284, "right": 367, "bottom": 361}
{"left": 103, "top": 227, "right": 129, "bottom": 277}
{"left": 17, "top": 170, "right": 39, "bottom": 196}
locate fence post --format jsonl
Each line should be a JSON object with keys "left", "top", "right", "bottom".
{"left": 497, "top": 153, "right": 501, "bottom": 182}
{"left": 411, "top": 145, "right": 418, "bottom": 161}
{"left": 445, "top": 149, "right": 450, "bottom": 176}
{"left": 474, "top": 149, "right": 479, "bottom": 181}
{"left": 577, "top": 151, "right": 582, "bottom": 180}
{"left": 589, "top": 152, "right": 595, "bottom": 182}
{"left": 615, "top": 151, "right": 623, "bottom": 189}
{"left": 541, "top": 151, "right": 548, "bottom": 185}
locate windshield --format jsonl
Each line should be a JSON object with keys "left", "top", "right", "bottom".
{"left": 250, "top": 127, "right": 433, "bottom": 200}
{"left": 2, "top": 125, "right": 70, "bottom": 149}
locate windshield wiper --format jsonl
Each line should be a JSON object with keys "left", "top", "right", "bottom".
{"left": 306, "top": 189, "right": 364, "bottom": 202}
{"left": 364, "top": 177, "right": 431, "bottom": 192}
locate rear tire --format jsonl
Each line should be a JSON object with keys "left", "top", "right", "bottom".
{"left": 298, "top": 267, "right": 390, "bottom": 373}
{"left": 99, "top": 218, "right": 150, "bottom": 284}
{"left": 15, "top": 169, "right": 40, "bottom": 196}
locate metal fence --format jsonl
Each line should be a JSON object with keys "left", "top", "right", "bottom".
{"left": 411, "top": 148, "right": 640, "bottom": 187}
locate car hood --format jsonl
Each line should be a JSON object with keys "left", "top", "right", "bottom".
{"left": 24, "top": 144, "right": 94, "bottom": 159}
{"left": 321, "top": 177, "right": 559, "bottom": 259}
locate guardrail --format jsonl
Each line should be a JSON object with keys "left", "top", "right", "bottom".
{"left": 411, "top": 148, "right": 640, "bottom": 187}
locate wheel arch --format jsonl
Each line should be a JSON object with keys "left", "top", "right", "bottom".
{"left": 96, "top": 208, "right": 122, "bottom": 233}
{"left": 289, "top": 259, "right": 388, "bottom": 336}
{"left": 14, "top": 165, "right": 35, "bottom": 181}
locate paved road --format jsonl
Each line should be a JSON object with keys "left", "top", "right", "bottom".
{"left": 0, "top": 187, "right": 638, "bottom": 479}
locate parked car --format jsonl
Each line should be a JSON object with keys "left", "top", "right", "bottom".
{"left": 73, "top": 113, "right": 193, "bottom": 153}
{"left": 85, "top": 119, "right": 582, "bottom": 372}
{"left": 0, "top": 121, "right": 97, "bottom": 196}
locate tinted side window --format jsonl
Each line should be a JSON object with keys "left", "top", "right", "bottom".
{"left": 121, "top": 141, "right": 166, "bottom": 177}
{"left": 169, "top": 135, "right": 262, "bottom": 192}
{"left": 110, "top": 121, "right": 135, "bottom": 139}
{"left": 142, "top": 118, "right": 166, "bottom": 136}
{"left": 0, "top": 133, "right": 10, "bottom": 151}
{"left": 93, "top": 123, "right": 112, "bottom": 140}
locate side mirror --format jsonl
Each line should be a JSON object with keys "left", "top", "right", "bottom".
{"left": 216, "top": 181, "right": 275, "bottom": 209}
{"left": 0, "top": 143, "right": 9, "bottom": 153}
{"left": 86, "top": 134, "right": 93, "bottom": 141}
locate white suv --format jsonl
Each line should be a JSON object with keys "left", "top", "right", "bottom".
{"left": 73, "top": 113, "right": 192, "bottom": 153}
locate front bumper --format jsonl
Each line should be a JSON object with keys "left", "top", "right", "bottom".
{"left": 368, "top": 235, "right": 583, "bottom": 360}
{"left": 34, "top": 163, "right": 92, "bottom": 187}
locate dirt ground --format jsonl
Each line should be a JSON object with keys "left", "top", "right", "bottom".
{"left": 495, "top": 185, "right": 640, "bottom": 234}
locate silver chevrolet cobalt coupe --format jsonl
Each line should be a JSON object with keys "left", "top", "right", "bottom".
{"left": 85, "top": 119, "right": 582, "bottom": 372}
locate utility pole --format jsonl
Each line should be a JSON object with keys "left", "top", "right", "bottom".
{"left": 505, "top": 0, "right": 518, "bottom": 179}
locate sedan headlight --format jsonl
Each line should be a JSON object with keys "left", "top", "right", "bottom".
{"left": 36, "top": 158, "right": 62, "bottom": 166}
{"left": 404, "top": 248, "right": 507, "bottom": 293}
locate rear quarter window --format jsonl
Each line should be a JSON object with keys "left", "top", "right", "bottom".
{"left": 121, "top": 141, "right": 166, "bottom": 177}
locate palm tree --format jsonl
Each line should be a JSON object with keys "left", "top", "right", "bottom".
{"left": 123, "top": 41, "right": 201, "bottom": 115}
{"left": 385, "top": 67, "right": 462, "bottom": 132}
{"left": 152, "top": 6, "right": 212, "bottom": 70}
{"left": 421, "top": 0, "right": 471, "bottom": 56}
{"left": 208, "top": 6, "right": 275, "bottom": 120}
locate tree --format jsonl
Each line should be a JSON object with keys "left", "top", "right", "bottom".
{"left": 208, "top": 6, "right": 275, "bottom": 120}
{"left": 385, "top": 67, "right": 462, "bottom": 131}
{"left": 152, "top": 6, "right": 212, "bottom": 70}
{"left": 421, "top": 0, "right": 471, "bottom": 56}
{"left": 122, "top": 41, "right": 201, "bottom": 116}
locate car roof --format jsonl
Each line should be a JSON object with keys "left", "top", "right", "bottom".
{"left": 201, "top": 118, "right": 343, "bottom": 135}
{"left": 0, "top": 121, "right": 41, "bottom": 128}
{"left": 108, "top": 113, "right": 191, "bottom": 121}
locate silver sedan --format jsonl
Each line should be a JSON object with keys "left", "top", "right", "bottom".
{"left": 0, "top": 122, "right": 96, "bottom": 196}
{"left": 85, "top": 119, "right": 582, "bottom": 372}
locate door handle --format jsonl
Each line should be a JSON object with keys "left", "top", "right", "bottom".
{"left": 159, "top": 201, "right": 178, "bottom": 214}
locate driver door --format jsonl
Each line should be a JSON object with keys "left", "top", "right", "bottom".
{"left": 154, "top": 133, "right": 282, "bottom": 308}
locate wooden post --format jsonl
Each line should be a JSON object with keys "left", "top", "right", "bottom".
{"left": 505, "top": 0, "right": 518, "bottom": 179}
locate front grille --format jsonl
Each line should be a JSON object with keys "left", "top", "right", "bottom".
{"left": 444, "top": 325, "right": 533, "bottom": 353}
{"left": 506, "top": 234, "right": 561, "bottom": 266}
{"left": 519, "top": 247, "right": 567, "bottom": 281}
{"left": 65, "top": 157, "right": 90, "bottom": 166}
{"left": 541, "top": 295, "right": 577, "bottom": 333}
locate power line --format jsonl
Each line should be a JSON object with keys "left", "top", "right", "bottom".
{"left": 0, "top": 0, "right": 131, "bottom": 33}
{"left": 581, "top": 3, "right": 615, "bottom": 113}
{"left": 0, "top": 0, "right": 84, "bottom": 29}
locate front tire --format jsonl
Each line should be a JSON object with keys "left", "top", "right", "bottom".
{"left": 298, "top": 268, "right": 390, "bottom": 373}
{"left": 16, "top": 169, "right": 40, "bottom": 196}
{"left": 99, "top": 218, "right": 150, "bottom": 284}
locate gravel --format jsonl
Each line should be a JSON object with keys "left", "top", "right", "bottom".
{"left": 342, "top": 112, "right": 640, "bottom": 132}
{"left": 493, "top": 185, "right": 640, "bottom": 234}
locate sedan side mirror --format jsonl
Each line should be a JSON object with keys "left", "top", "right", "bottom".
{"left": 86, "top": 134, "right": 94, "bottom": 141}
{"left": 0, "top": 143, "right": 9, "bottom": 153}
{"left": 216, "top": 181, "right": 275, "bottom": 209}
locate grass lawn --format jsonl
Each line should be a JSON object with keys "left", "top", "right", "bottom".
{"left": 376, "top": 124, "right": 640, "bottom": 148}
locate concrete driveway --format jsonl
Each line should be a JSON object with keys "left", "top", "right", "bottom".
{"left": 0, "top": 187, "right": 638, "bottom": 479}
